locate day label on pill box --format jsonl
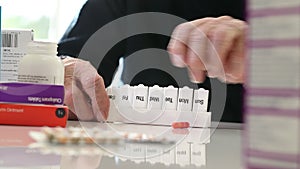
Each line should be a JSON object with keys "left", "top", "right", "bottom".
{"left": 116, "top": 85, "right": 134, "bottom": 108}
{"left": 177, "top": 87, "right": 193, "bottom": 111}
{"left": 148, "top": 85, "right": 163, "bottom": 109}
{"left": 193, "top": 89, "right": 209, "bottom": 112}
{"left": 133, "top": 84, "right": 148, "bottom": 109}
{"left": 163, "top": 86, "right": 178, "bottom": 110}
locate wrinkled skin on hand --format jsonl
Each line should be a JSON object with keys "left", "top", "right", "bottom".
{"left": 168, "top": 16, "right": 247, "bottom": 84}
{"left": 62, "top": 57, "right": 109, "bottom": 121}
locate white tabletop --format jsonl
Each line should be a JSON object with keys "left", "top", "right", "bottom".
{"left": 0, "top": 121, "right": 243, "bottom": 169}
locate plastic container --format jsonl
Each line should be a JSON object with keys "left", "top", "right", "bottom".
{"left": 17, "top": 41, "right": 64, "bottom": 85}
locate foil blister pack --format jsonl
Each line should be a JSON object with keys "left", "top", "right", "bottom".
{"left": 30, "top": 126, "right": 175, "bottom": 146}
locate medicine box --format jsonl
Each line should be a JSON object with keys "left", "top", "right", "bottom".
{"left": 0, "top": 103, "right": 68, "bottom": 127}
{"left": 0, "top": 82, "right": 64, "bottom": 105}
{"left": 1, "top": 29, "right": 34, "bottom": 82}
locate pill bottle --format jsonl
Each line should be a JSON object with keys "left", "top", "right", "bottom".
{"left": 17, "top": 41, "right": 64, "bottom": 85}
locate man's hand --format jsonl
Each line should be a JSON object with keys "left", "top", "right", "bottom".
{"left": 63, "top": 57, "right": 109, "bottom": 121}
{"left": 168, "top": 16, "right": 247, "bottom": 83}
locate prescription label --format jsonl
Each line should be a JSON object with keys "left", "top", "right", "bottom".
{"left": 1, "top": 30, "right": 34, "bottom": 82}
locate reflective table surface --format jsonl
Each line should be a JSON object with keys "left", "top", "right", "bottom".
{"left": 0, "top": 121, "right": 243, "bottom": 169}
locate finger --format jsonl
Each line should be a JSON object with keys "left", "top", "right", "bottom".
{"left": 224, "top": 36, "right": 245, "bottom": 83}
{"left": 185, "top": 30, "right": 207, "bottom": 83}
{"left": 185, "top": 21, "right": 216, "bottom": 82}
{"left": 224, "top": 19, "right": 247, "bottom": 82}
{"left": 209, "top": 19, "right": 245, "bottom": 69}
{"left": 203, "top": 17, "right": 246, "bottom": 82}
{"left": 63, "top": 58, "right": 78, "bottom": 120}
{"left": 63, "top": 58, "right": 96, "bottom": 121}
{"left": 88, "top": 72, "right": 109, "bottom": 121}
{"left": 64, "top": 78, "right": 95, "bottom": 121}
{"left": 74, "top": 60, "right": 110, "bottom": 121}
{"left": 168, "top": 22, "right": 192, "bottom": 67}
{"left": 215, "top": 19, "right": 246, "bottom": 83}
{"left": 205, "top": 40, "right": 224, "bottom": 79}
{"left": 187, "top": 66, "right": 206, "bottom": 84}
{"left": 168, "top": 18, "right": 213, "bottom": 68}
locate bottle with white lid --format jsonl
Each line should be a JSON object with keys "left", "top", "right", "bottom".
{"left": 17, "top": 41, "right": 64, "bottom": 85}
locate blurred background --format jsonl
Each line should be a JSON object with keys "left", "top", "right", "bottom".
{"left": 0, "top": 0, "right": 124, "bottom": 86}
{"left": 0, "top": 0, "right": 87, "bottom": 41}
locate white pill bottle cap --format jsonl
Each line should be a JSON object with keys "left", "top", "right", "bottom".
{"left": 27, "top": 41, "right": 57, "bottom": 55}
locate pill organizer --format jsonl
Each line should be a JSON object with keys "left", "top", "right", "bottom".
{"left": 106, "top": 84, "right": 211, "bottom": 128}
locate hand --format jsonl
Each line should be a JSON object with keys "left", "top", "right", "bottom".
{"left": 63, "top": 56, "right": 109, "bottom": 121}
{"left": 168, "top": 16, "right": 247, "bottom": 83}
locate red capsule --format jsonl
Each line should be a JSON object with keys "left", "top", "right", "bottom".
{"left": 172, "top": 122, "right": 190, "bottom": 129}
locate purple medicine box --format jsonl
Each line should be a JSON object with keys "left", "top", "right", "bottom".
{"left": 0, "top": 82, "right": 64, "bottom": 105}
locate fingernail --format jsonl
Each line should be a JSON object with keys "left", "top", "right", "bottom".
{"left": 207, "top": 70, "right": 218, "bottom": 78}
{"left": 188, "top": 71, "right": 202, "bottom": 83}
{"left": 191, "top": 79, "right": 202, "bottom": 83}
{"left": 170, "top": 54, "right": 185, "bottom": 68}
